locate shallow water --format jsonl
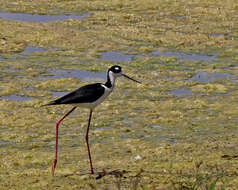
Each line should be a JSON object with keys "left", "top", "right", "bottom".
{"left": 0, "top": 12, "right": 90, "bottom": 22}
{"left": 50, "top": 91, "right": 69, "bottom": 97}
{"left": 152, "top": 50, "right": 216, "bottom": 61}
{"left": 155, "top": 135, "right": 176, "bottom": 144}
{"left": 0, "top": 139, "right": 15, "bottom": 148}
{"left": 209, "top": 33, "right": 231, "bottom": 38}
{"left": 42, "top": 69, "right": 106, "bottom": 81}
{"left": 100, "top": 51, "right": 135, "bottom": 62}
{"left": 1, "top": 94, "right": 33, "bottom": 101}
{"left": 21, "top": 46, "right": 47, "bottom": 54}
{"left": 151, "top": 125, "right": 163, "bottom": 130}
{"left": 171, "top": 88, "right": 192, "bottom": 96}
{"left": 190, "top": 71, "right": 231, "bottom": 83}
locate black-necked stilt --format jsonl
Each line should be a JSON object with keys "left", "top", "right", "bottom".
{"left": 44, "top": 65, "right": 141, "bottom": 176}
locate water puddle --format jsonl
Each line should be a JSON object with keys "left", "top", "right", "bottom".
{"left": 100, "top": 51, "right": 135, "bottom": 62}
{"left": 209, "top": 33, "right": 231, "bottom": 38}
{"left": 43, "top": 69, "right": 106, "bottom": 81}
{"left": 1, "top": 94, "right": 33, "bottom": 101}
{"left": 152, "top": 50, "right": 216, "bottom": 62}
{"left": 50, "top": 91, "right": 68, "bottom": 97}
{"left": 190, "top": 72, "right": 230, "bottom": 83}
{"left": 99, "top": 50, "right": 216, "bottom": 63}
{"left": 155, "top": 136, "right": 176, "bottom": 144}
{"left": 151, "top": 125, "right": 163, "bottom": 130}
{"left": 21, "top": 46, "right": 47, "bottom": 54}
{"left": 93, "top": 127, "right": 106, "bottom": 132}
{"left": 0, "top": 12, "right": 90, "bottom": 22}
{"left": 0, "top": 139, "right": 15, "bottom": 148}
{"left": 171, "top": 88, "right": 192, "bottom": 96}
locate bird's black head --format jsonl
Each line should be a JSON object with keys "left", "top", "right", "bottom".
{"left": 108, "top": 65, "right": 122, "bottom": 74}
{"left": 106, "top": 65, "right": 141, "bottom": 86}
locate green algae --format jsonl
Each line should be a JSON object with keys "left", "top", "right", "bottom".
{"left": 191, "top": 83, "right": 227, "bottom": 93}
{"left": 0, "top": 0, "right": 237, "bottom": 56}
{"left": 0, "top": 0, "right": 238, "bottom": 189}
{"left": 35, "top": 78, "right": 80, "bottom": 91}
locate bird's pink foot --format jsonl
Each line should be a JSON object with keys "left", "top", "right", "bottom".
{"left": 52, "top": 159, "right": 57, "bottom": 176}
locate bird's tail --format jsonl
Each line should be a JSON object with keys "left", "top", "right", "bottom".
{"left": 41, "top": 100, "right": 58, "bottom": 107}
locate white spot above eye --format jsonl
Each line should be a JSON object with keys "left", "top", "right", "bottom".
{"left": 115, "top": 67, "right": 119, "bottom": 70}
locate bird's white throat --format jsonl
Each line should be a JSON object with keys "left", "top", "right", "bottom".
{"left": 108, "top": 70, "right": 117, "bottom": 88}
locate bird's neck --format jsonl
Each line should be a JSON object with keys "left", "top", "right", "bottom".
{"left": 104, "top": 71, "right": 116, "bottom": 89}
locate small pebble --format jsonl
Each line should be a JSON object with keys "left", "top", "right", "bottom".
{"left": 135, "top": 155, "right": 142, "bottom": 160}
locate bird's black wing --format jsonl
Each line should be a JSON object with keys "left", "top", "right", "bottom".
{"left": 45, "top": 83, "right": 105, "bottom": 105}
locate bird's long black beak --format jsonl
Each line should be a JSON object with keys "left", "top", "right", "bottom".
{"left": 122, "top": 74, "right": 141, "bottom": 84}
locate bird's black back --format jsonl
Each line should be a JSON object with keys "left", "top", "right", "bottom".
{"left": 45, "top": 83, "right": 105, "bottom": 105}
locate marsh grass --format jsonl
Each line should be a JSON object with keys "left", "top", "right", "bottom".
{"left": 1, "top": 0, "right": 238, "bottom": 189}
{"left": 171, "top": 161, "right": 226, "bottom": 190}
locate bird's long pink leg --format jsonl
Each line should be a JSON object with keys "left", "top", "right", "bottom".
{"left": 52, "top": 106, "right": 77, "bottom": 176}
{"left": 85, "top": 109, "right": 94, "bottom": 174}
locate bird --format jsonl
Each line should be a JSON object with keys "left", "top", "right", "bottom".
{"left": 44, "top": 65, "right": 141, "bottom": 176}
